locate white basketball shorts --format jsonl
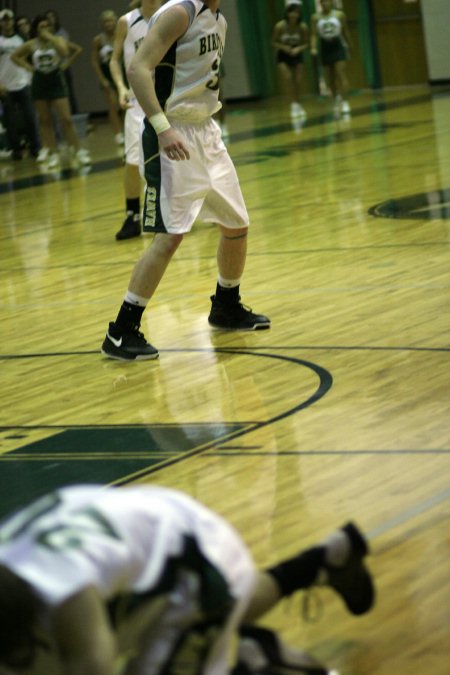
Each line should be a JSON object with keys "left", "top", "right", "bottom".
{"left": 124, "top": 99, "right": 145, "bottom": 166}
{"left": 141, "top": 117, "right": 249, "bottom": 234}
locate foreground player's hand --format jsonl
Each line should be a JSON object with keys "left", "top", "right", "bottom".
{"left": 159, "top": 128, "right": 190, "bottom": 161}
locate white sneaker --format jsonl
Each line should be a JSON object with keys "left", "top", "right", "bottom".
{"left": 341, "top": 100, "right": 351, "bottom": 115}
{"left": 114, "top": 132, "right": 125, "bottom": 145}
{"left": 290, "top": 102, "right": 306, "bottom": 118}
{"left": 237, "top": 626, "right": 333, "bottom": 675}
{"left": 36, "top": 147, "right": 50, "bottom": 163}
{"left": 47, "top": 153, "right": 60, "bottom": 169}
{"left": 291, "top": 118, "right": 304, "bottom": 134}
{"left": 76, "top": 148, "right": 91, "bottom": 165}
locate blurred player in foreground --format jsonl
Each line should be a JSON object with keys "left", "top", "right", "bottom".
{"left": 0, "top": 483, "right": 374, "bottom": 674}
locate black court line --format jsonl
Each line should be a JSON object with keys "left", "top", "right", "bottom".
{"left": 2, "top": 240, "right": 450, "bottom": 271}
{"left": 1, "top": 350, "right": 334, "bottom": 428}
{"left": 210, "top": 449, "right": 450, "bottom": 456}
{"left": 221, "top": 345, "right": 450, "bottom": 353}
{"left": 0, "top": 157, "right": 123, "bottom": 195}
{"left": 1, "top": 343, "right": 449, "bottom": 361}
{"left": 0, "top": 423, "right": 261, "bottom": 430}
{"left": 0, "top": 348, "right": 333, "bottom": 485}
{"left": 232, "top": 127, "right": 444, "bottom": 176}
{"left": 112, "top": 351, "right": 333, "bottom": 484}
{"left": 1, "top": 89, "right": 448, "bottom": 196}
{"left": 230, "top": 89, "right": 450, "bottom": 144}
{"left": 0, "top": 209, "right": 131, "bottom": 245}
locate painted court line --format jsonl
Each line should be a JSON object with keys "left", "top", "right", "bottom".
{"left": 368, "top": 486, "right": 450, "bottom": 540}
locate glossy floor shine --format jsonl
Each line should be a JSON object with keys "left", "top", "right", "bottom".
{"left": 1, "top": 87, "right": 450, "bottom": 674}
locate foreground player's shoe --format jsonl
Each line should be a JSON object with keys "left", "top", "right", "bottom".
{"left": 116, "top": 215, "right": 141, "bottom": 240}
{"left": 101, "top": 322, "right": 158, "bottom": 361}
{"left": 319, "top": 522, "right": 374, "bottom": 615}
{"left": 233, "top": 625, "right": 335, "bottom": 675}
{"left": 208, "top": 296, "right": 271, "bottom": 331}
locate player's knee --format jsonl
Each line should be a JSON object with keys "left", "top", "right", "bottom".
{"left": 220, "top": 225, "right": 248, "bottom": 240}
{"left": 154, "top": 232, "right": 183, "bottom": 257}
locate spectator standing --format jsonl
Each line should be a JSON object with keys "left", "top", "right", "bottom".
{"left": 272, "top": 0, "right": 309, "bottom": 119}
{"left": 45, "top": 9, "right": 80, "bottom": 114}
{"left": 15, "top": 15, "right": 32, "bottom": 42}
{"left": 311, "top": 0, "right": 353, "bottom": 115}
{"left": 0, "top": 9, "right": 40, "bottom": 160}
{"left": 11, "top": 14, "right": 90, "bottom": 169}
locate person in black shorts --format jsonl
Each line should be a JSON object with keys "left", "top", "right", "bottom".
{"left": 45, "top": 9, "right": 80, "bottom": 115}
{"left": 11, "top": 14, "right": 91, "bottom": 169}
{"left": 0, "top": 9, "right": 41, "bottom": 160}
{"left": 311, "top": 0, "right": 353, "bottom": 116}
{"left": 272, "top": 0, "right": 309, "bottom": 119}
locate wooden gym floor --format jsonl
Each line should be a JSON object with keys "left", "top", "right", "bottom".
{"left": 1, "top": 86, "right": 449, "bottom": 674}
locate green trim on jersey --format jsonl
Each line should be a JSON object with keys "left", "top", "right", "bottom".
{"left": 107, "top": 534, "right": 234, "bottom": 628}
{"left": 155, "top": 42, "right": 178, "bottom": 110}
{"left": 31, "top": 70, "right": 67, "bottom": 101}
{"left": 183, "top": 535, "right": 234, "bottom": 617}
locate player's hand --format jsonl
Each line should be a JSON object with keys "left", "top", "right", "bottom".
{"left": 39, "top": 27, "right": 53, "bottom": 41}
{"left": 158, "top": 128, "right": 190, "bottom": 161}
{"left": 118, "top": 89, "right": 132, "bottom": 110}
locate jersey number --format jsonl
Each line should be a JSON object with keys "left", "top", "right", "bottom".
{"left": 0, "top": 493, "right": 120, "bottom": 551}
{"left": 206, "top": 58, "right": 220, "bottom": 91}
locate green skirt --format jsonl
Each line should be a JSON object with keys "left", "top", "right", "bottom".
{"left": 320, "top": 37, "right": 347, "bottom": 66}
{"left": 31, "top": 70, "right": 68, "bottom": 101}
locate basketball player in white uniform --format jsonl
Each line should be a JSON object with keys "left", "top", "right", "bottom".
{"left": 0, "top": 484, "right": 374, "bottom": 674}
{"left": 91, "top": 10, "right": 124, "bottom": 146}
{"left": 101, "top": 0, "right": 271, "bottom": 361}
{"left": 110, "top": 0, "right": 162, "bottom": 240}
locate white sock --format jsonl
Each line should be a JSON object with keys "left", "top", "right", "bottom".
{"left": 218, "top": 275, "right": 240, "bottom": 289}
{"left": 124, "top": 290, "right": 149, "bottom": 307}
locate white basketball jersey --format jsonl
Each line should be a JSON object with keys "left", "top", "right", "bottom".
{"left": 150, "top": 0, "right": 227, "bottom": 122}
{"left": 123, "top": 8, "right": 149, "bottom": 97}
{"left": 0, "top": 485, "right": 253, "bottom": 610}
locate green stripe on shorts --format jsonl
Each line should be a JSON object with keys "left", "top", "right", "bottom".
{"left": 142, "top": 118, "right": 166, "bottom": 233}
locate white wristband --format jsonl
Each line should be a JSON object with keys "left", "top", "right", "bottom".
{"left": 149, "top": 112, "right": 171, "bottom": 135}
